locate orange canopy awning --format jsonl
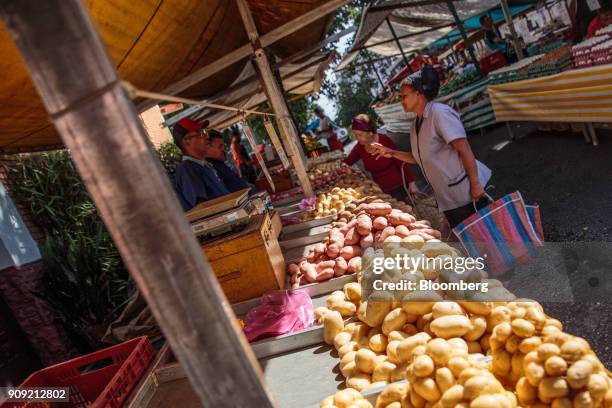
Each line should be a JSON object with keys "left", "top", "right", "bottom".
{"left": 0, "top": 0, "right": 333, "bottom": 152}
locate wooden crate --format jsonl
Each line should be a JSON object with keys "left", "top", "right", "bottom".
{"left": 200, "top": 211, "right": 285, "bottom": 303}
{"left": 255, "top": 170, "right": 294, "bottom": 194}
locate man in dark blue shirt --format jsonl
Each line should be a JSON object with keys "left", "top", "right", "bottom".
{"left": 205, "top": 130, "right": 252, "bottom": 193}
{"left": 172, "top": 118, "right": 231, "bottom": 211}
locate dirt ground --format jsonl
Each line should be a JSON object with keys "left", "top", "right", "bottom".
{"left": 468, "top": 123, "right": 612, "bottom": 368}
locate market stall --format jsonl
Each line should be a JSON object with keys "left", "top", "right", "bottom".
{"left": 2, "top": 1, "right": 612, "bottom": 408}
{"left": 489, "top": 25, "right": 612, "bottom": 146}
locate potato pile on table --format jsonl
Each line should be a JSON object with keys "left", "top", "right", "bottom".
{"left": 316, "top": 271, "right": 611, "bottom": 408}
{"left": 287, "top": 199, "right": 442, "bottom": 288}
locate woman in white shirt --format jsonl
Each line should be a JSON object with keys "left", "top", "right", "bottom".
{"left": 372, "top": 67, "right": 492, "bottom": 228}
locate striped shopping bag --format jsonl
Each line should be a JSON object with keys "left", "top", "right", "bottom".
{"left": 452, "top": 192, "right": 543, "bottom": 276}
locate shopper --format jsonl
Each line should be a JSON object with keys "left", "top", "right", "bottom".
{"left": 371, "top": 67, "right": 492, "bottom": 228}
{"left": 344, "top": 113, "right": 419, "bottom": 202}
{"left": 171, "top": 118, "right": 230, "bottom": 211}
{"left": 230, "top": 129, "right": 257, "bottom": 184}
{"left": 479, "top": 14, "right": 516, "bottom": 63}
{"left": 206, "top": 130, "right": 251, "bottom": 193}
{"left": 314, "top": 106, "right": 344, "bottom": 152}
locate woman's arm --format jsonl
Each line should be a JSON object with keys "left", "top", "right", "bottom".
{"left": 450, "top": 139, "right": 485, "bottom": 200}
{"left": 343, "top": 143, "right": 361, "bottom": 165}
{"left": 370, "top": 142, "right": 417, "bottom": 164}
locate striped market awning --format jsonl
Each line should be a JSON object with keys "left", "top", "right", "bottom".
{"left": 488, "top": 64, "right": 612, "bottom": 123}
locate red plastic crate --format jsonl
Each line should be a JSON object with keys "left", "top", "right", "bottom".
{"left": 2, "top": 337, "right": 154, "bottom": 408}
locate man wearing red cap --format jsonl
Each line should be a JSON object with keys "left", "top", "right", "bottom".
{"left": 171, "top": 118, "right": 232, "bottom": 211}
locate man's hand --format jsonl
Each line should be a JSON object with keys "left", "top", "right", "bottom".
{"left": 371, "top": 142, "right": 395, "bottom": 159}
{"left": 470, "top": 181, "right": 485, "bottom": 201}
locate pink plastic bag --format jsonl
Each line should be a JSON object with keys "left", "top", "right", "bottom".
{"left": 299, "top": 196, "right": 316, "bottom": 211}
{"left": 242, "top": 290, "right": 314, "bottom": 342}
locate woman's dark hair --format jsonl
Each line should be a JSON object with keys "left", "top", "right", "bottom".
{"left": 400, "top": 66, "right": 440, "bottom": 101}
{"left": 353, "top": 113, "right": 377, "bottom": 134}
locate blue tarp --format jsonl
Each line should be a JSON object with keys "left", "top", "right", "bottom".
{"left": 429, "top": 5, "right": 532, "bottom": 50}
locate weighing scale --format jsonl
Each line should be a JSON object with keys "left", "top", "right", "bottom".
{"left": 185, "top": 189, "right": 268, "bottom": 238}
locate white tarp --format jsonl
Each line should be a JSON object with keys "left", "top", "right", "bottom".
{"left": 193, "top": 52, "right": 333, "bottom": 129}
{"left": 337, "top": 0, "right": 502, "bottom": 70}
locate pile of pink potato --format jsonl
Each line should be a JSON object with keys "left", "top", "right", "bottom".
{"left": 287, "top": 201, "right": 443, "bottom": 288}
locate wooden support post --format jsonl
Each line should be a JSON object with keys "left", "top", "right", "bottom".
{"left": 236, "top": 0, "right": 313, "bottom": 196}
{"left": 0, "top": 1, "right": 275, "bottom": 407}
{"left": 500, "top": 0, "right": 525, "bottom": 60}
{"left": 386, "top": 17, "right": 412, "bottom": 72}
{"left": 446, "top": 0, "right": 483, "bottom": 76}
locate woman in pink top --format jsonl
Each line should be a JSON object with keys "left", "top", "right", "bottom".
{"left": 344, "top": 114, "right": 418, "bottom": 202}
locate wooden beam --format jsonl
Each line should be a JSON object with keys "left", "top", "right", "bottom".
{"left": 276, "top": 26, "right": 356, "bottom": 68}
{"left": 0, "top": 1, "right": 275, "bottom": 407}
{"left": 137, "top": 0, "right": 351, "bottom": 112}
{"left": 236, "top": 0, "right": 313, "bottom": 196}
{"left": 137, "top": 43, "right": 252, "bottom": 111}
{"left": 258, "top": 0, "right": 352, "bottom": 49}
{"left": 193, "top": 52, "right": 329, "bottom": 123}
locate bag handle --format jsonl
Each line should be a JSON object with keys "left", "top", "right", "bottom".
{"left": 473, "top": 192, "right": 495, "bottom": 212}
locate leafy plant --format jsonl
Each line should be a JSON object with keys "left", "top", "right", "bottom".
{"left": 8, "top": 151, "right": 133, "bottom": 352}
{"left": 156, "top": 140, "right": 182, "bottom": 175}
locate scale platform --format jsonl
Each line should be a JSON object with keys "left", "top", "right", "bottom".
{"left": 186, "top": 189, "right": 260, "bottom": 238}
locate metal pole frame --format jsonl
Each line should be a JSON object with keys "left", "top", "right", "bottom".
{"left": 385, "top": 17, "right": 412, "bottom": 72}
{"left": 0, "top": 1, "right": 276, "bottom": 407}
{"left": 445, "top": 0, "right": 484, "bottom": 76}
{"left": 500, "top": 0, "right": 526, "bottom": 60}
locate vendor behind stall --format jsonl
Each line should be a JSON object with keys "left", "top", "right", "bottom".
{"left": 480, "top": 15, "right": 517, "bottom": 63}
{"left": 344, "top": 114, "right": 419, "bottom": 202}
{"left": 171, "top": 118, "right": 230, "bottom": 211}
{"left": 230, "top": 129, "right": 257, "bottom": 184}
{"left": 206, "top": 130, "right": 252, "bottom": 192}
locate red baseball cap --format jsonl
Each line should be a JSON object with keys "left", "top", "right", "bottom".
{"left": 176, "top": 118, "right": 209, "bottom": 132}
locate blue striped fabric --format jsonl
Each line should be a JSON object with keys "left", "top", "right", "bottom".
{"left": 453, "top": 191, "right": 543, "bottom": 275}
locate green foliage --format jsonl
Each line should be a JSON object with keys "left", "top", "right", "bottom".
{"left": 8, "top": 151, "right": 133, "bottom": 352}
{"left": 156, "top": 140, "right": 182, "bottom": 175}
{"left": 334, "top": 62, "right": 380, "bottom": 128}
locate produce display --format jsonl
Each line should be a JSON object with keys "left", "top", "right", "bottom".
{"left": 320, "top": 389, "right": 373, "bottom": 408}
{"left": 488, "top": 55, "right": 545, "bottom": 85}
{"left": 439, "top": 66, "right": 480, "bottom": 97}
{"left": 311, "top": 244, "right": 611, "bottom": 407}
{"left": 271, "top": 157, "right": 610, "bottom": 408}
{"left": 287, "top": 198, "right": 437, "bottom": 288}
{"left": 572, "top": 25, "right": 612, "bottom": 68}
{"left": 302, "top": 133, "right": 324, "bottom": 152}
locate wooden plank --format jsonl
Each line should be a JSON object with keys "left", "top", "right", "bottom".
{"left": 236, "top": 0, "right": 313, "bottom": 197}
{"left": 280, "top": 224, "right": 331, "bottom": 242}
{"left": 0, "top": 2, "right": 274, "bottom": 407}
{"left": 125, "top": 344, "right": 173, "bottom": 408}
{"left": 280, "top": 232, "right": 328, "bottom": 251}
{"left": 137, "top": 0, "right": 350, "bottom": 112}
{"left": 258, "top": 0, "right": 351, "bottom": 49}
